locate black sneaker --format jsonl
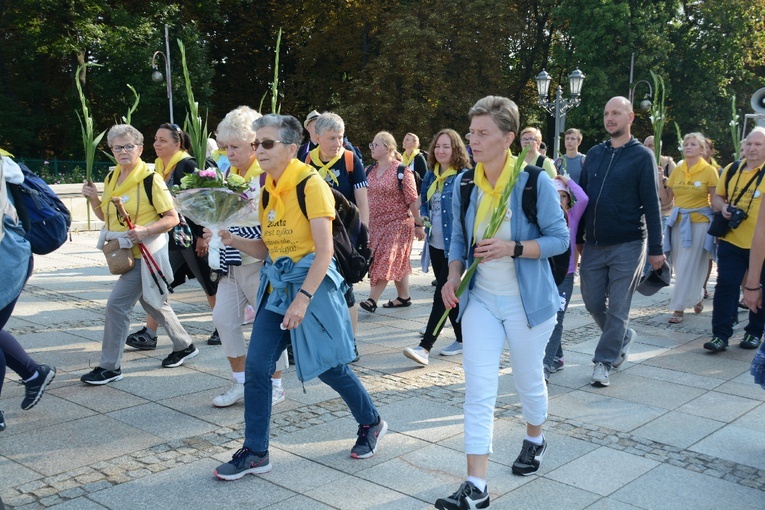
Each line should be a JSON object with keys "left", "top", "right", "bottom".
{"left": 207, "top": 329, "right": 221, "bottom": 346}
{"left": 435, "top": 481, "right": 490, "bottom": 510}
{"left": 214, "top": 447, "right": 272, "bottom": 480}
{"left": 350, "top": 417, "right": 388, "bottom": 459}
{"left": 21, "top": 365, "right": 56, "bottom": 410}
{"left": 81, "top": 367, "right": 123, "bottom": 385}
{"left": 161, "top": 344, "right": 199, "bottom": 368}
{"left": 512, "top": 438, "right": 548, "bottom": 476}
{"left": 0, "top": 410, "right": 6, "bottom": 432}
{"left": 704, "top": 336, "right": 728, "bottom": 353}
{"left": 125, "top": 327, "right": 157, "bottom": 350}
{"left": 740, "top": 334, "right": 761, "bottom": 350}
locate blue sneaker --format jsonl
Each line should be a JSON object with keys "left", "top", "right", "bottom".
{"left": 214, "top": 447, "right": 272, "bottom": 480}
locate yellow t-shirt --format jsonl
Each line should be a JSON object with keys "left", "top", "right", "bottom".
{"left": 716, "top": 160, "right": 765, "bottom": 249}
{"left": 260, "top": 170, "right": 336, "bottom": 263}
{"left": 520, "top": 156, "right": 556, "bottom": 179}
{"left": 666, "top": 160, "right": 719, "bottom": 223}
{"left": 102, "top": 166, "right": 174, "bottom": 258}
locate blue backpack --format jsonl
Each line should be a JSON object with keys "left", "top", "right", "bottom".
{"left": 9, "top": 163, "right": 71, "bottom": 254}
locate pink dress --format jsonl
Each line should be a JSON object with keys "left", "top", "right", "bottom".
{"left": 367, "top": 161, "right": 418, "bottom": 285}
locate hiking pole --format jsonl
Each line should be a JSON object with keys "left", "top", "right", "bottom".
{"left": 111, "top": 197, "right": 174, "bottom": 294}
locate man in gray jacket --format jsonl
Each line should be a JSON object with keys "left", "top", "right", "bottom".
{"left": 577, "top": 96, "right": 665, "bottom": 387}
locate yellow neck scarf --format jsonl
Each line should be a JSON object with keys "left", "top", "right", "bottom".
{"left": 678, "top": 157, "right": 709, "bottom": 181}
{"left": 473, "top": 150, "right": 517, "bottom": 238}
{"left": 263, "top": 159, "right": 315, "bottom": 222}
{"left": 155, "top": 151, "right": 191, "bottom": 181}
{"left": 309, "top": 147, "right": 342, "bottom": 185}
{"left": 230, "top": 157, "right": 264, "bottom": 183}
{"left": 402, "top": 149, "right": 420, "bottom": 167}
{"left": 426, "top": 163, "right": 458, "bottom": 202}
{"left": 101, "top": 160, "right": 154, "bottom": 217}
{"left": 0, "top": 148, "right": 14, "bottom": 157}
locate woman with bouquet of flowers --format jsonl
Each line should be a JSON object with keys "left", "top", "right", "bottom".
{"left": 212, "top": 114, "right": 385, "bottom": 480}
{"left": 80, "top": 124, "right": 199, "bottom": 385}
{"left": 435, "top": 96, "right": 568, "bottom": 509}
{"left": 125, "top": 123, "right": 219, "bottom": 350}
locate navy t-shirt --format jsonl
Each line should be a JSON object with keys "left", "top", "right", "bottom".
{"left": 305, "top": 150, "right": 368, "bottom": 203}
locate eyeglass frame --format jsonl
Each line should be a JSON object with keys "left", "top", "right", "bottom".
{"left": 110, "top": 144, "right": 141, "bottom": 153}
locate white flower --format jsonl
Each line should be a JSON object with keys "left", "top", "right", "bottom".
{"left": 730, "top": 120, "right": 738, "bottom": 127}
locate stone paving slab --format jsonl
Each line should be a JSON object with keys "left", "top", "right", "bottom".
{"left": 1, "top": 232, "right": 765, "bottom": 509}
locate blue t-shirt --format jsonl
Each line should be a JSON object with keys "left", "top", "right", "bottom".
{"left": 306, "top": 150, "right": 368, "bottom": 203}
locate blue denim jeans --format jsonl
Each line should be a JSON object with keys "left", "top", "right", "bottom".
{"left": 580, "top": 240, "right": 645, "bottom": 367}
{"left": 243, "top": 299, "right": 379, "bottom": 453}
{"left": 711, "top": 240, "right": 765, "bottom": 343}
{"left": 543, "top": 272, "right": 575, "bottom": 368}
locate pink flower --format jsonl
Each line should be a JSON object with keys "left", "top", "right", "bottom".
{"left": 198, "top": 169, "right": 217, "bottom": 178}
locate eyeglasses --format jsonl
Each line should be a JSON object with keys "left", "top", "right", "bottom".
{"left": 369, "top": 143, "right": 381, "bottom": 149}
{"left": 111, "top": 144, "right": 139, "bottom": 153}
{"left": 520, "top": 138, "right": 539, "bottom": 143}
{"left": 251, "top": 140, "right": 285, "bottom": 150}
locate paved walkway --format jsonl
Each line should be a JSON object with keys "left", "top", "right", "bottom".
{"left": 1, "top": 231, "right": 764, "bottom": 509}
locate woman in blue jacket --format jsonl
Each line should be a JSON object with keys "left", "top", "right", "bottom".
{"left": 436, "top": 96, "right": 568, "bottom": 510}
{"left": 404, "top": 129, "right": 470, "bottom": 366}
{"left": 211, "top": 114, "right": 385, "bottom": 481}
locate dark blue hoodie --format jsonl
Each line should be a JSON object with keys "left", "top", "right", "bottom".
{"left": 577, "top": 137, "right": 663, "bottom": 256}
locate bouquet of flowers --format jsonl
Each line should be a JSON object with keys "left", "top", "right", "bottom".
{"left": 172, "top": 168, "right": 258, "bottom": 270}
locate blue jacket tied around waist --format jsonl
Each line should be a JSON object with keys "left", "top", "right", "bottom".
{"left": 257, "top": 253, "right": 356, "bottom": 382}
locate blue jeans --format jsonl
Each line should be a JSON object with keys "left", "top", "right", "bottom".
{"left": 580, "top": 240, "right": 645, "bottom": 367}
{"left": 543, "top": 272, "right": 574, "bottom": 368}
{"left": 243, "top": 299, "right": 379, "bottom": 453}
{"left": 711, "top": 240, "right": 765, "bottom": 343}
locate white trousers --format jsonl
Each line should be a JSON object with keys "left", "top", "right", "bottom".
{"left": 462, "top": 287, "right": 556, "bottom": 455}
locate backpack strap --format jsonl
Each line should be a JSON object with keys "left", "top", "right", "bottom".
{"left": 143, "top": 174, "right": 154, "bottom": 208}
{"left": 295, "top": 177, "right": 310, "bottom": 219}
{"left": 344, "top": 150, "right": 354, "bottom": 174}
{"left": 458, "top": 169, "right": 476, "bottom": 251}
{"left": 723, "top": 159, "right": 743, "bottom": 197}
{"left": 535, "top": 155, "right": 546, "bottom": 168}
{"left": 522, "top": 166, "right": 543, "bottom": 227}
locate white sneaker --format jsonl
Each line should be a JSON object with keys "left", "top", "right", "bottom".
{"left": 242, "top": 305, "right": 255, "bottom": 325}
{"left": 272, "top": 386, "right": 286, "bottom": 406}
{"left": 403, "top": 346, "right": 429, "bottom": 366}
{"left": 440, "top": 341, "right": 463, "bottom": 356}
{"left": 213, "top": 382, "right": 245, "bottom": 408}
{"left": 591, "top": 362, "right": 610, "bottom": 387}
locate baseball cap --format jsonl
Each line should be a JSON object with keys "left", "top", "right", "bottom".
{"left": 636, "top": 261, "right": 672, "bottom": 296}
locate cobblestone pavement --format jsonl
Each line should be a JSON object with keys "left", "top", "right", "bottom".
{"left": 1, "top": 232, "right": 763, "bottom": 509}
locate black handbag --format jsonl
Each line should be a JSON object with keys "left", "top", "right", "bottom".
{"left": 707, "top": 212, "right": 730, "bottom": 237}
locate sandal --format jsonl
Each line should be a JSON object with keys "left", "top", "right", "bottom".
{"left": 694, "top": 302, "right": 704, "bottom": 314}
{"left": 359, "top": 298, "right": 377, "bottom": 313}
{"left": 383, "top": 296, "right": 412, "bottom": 308}
{"left": 668, "top": 313, "right": 684, "bottom": 324}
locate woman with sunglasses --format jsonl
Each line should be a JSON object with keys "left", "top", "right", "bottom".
{"left": 80, "top": 124, "right": 199, "bottom": 385}
{"left": 211, "top": 114, "right": 385, "bottom": 480}
{"left": 124, "top": 123, "right": 219, "bottom": 351}
{"left": 359, "top": 132, "right": 425, "bottom": 313}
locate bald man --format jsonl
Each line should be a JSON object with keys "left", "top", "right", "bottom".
{"left": 577, "top": 96, "right": 665, "bottom": 387}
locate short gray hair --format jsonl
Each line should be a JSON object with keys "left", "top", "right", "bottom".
{"left": 216, "top": 106, "right": 261, "bottom": 144}
{"left": 107, "top": 124, "right": 143, "bottom": 146}
{"left": 468, "top": 96, "right": 520, "bottom": 135}
{"left": 747, "top": 127, "right": 765, "bottom": 140}
{"left": 315, "top": 112, "right": 345, "bottom": 136}
{"left": 252, "top": 114, "right": 303, "bottom": 146}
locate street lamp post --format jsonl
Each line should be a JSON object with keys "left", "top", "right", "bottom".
{"left": 535, "top": 68, "right": 585, "bottom": 160}
{"left": 629, "top": 80, "right": 653, "bottom": 111}
{"left": 150, "top": 24, "right": 174, "bottom": 124}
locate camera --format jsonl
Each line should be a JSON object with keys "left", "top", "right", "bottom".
{"left": 727, "top": 205, "right": 748, "bottom": 230}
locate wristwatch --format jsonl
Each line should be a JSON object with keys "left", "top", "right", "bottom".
{"left": 512, "top": 241, "right": 524, "bottom": 259}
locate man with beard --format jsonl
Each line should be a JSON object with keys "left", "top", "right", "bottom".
{"left": 577, "top": 96, "right": 665, "bottom": 387}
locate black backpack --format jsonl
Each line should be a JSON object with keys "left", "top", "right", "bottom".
{"left": 8, "top": 163, "right": 71, "bottom": 255}
{"left": 366, "top": 163, "right": 423, "bottom": 196}
{"left": 262, "top": 176, "right": 372, "bottom": 285}
{"left": 459, "top": 165, "right": 570, "bottom": 286}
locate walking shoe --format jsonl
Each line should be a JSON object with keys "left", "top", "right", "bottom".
{"left": 435, "top": 481, "right": 490, "bottom": 510}
{"left": 591, "top": 362, "right": 610, "bottom": 387}
{"left": 703, "top": 336, "right": 728, "bottom": 353}
{"left": 212, "top": 382, "right": 244, "bottom": 408}
{"left": 161, "top": 344, "right": 199, "bottom": 368}
{"left": 553, "top": 356, "right": 565, "bottom": 371}
{"left": 272, "top": 386, "right": 286, "bottom": 406}
{"left": 613, "top": 328, "right": 635, "bottom": 368}
{"left": 242, "top": 305, "right": 255, "bottom": 325}
{"left": 351, "top": 417, "right": 388, "bottom": 459}
{"left": 440, "top": 341, "right": 463, "bottom": 356}
{"left": 740, "top": 334, "right": 761, "bottom": 350}
{"left": 21, "top": 365, "right": 56, "bottom": 410}
{"left": 207, "top": 329, "right": 221, "bottom": 346}
{"left": 0, "top": 410, "right": 5, "bottom": 431}
{"left": 125, "top": 326, "right": 157, "bottom": 350}
{"left": 81, "top": 367, "right": 123, "bottom": 385}
{"left": 403, "top": 346, "right": 429, "bottom": 366}
{"left": 512, "top": 438, "right": 548, "bottom": 476}
{"left": 214, "top": 447, "right": 272, "bottom": 480}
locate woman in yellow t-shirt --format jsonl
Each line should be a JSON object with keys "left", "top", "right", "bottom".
{"left": 211, "top": 114, "right": 384, "bottom": 481}
{"left": 665, "top": 132, "right": 719, "bottom": 323}
{"left": 80, "top": 124, "right": 198, "bottom": 385}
